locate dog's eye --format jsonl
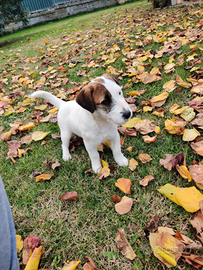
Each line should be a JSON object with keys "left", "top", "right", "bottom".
{"left": 119, "top": 91, "right": 121, "bottom": 95}
{"left": 101, "top": 95, "right": 111, "bottom": 105}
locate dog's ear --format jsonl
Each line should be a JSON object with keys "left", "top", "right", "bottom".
{"left": 102, "top": 73, "right": 121, "bottom": 86}
{"left": 76, "top": 83, "right": 110, "bottom": 113}
{"left": 76, "top": 85, "right": 95, "bottom": 113}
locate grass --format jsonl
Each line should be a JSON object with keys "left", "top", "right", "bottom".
{"left": 0, "top": 0, "right": 203, "bottom": 269}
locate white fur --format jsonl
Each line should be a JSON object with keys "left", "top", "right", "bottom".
{"left": 30, "top": 76, "right": 132, "bottom": 173}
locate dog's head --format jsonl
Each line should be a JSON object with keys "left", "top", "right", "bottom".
{"left": 76, "top": 74, "right": 132, "bottom": 125}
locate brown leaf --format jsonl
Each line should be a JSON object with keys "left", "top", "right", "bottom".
{"left": 7, "top": 140, "right": 21, "bottom": 151}
{"left": 191, "top": 137, "right": 203, "bottom": 156}
{"left": 190, "top": 204, "right": 203, "bottom": 244}
{"left": 0, "top": 130, "right": 12, "bottom": 141}
{"left": 60, "top": 191, "right": 77, "bottom": 201}
{"left": 20, "top": 135, "right": 32, "bottom": 144}
{"left": 115, "top": 228, "right": 136, "bottom": 260}
{"left": 189, "top": 164, "right": 203, "bottom": 185}
{"left": 83, "top": 256, "right": 98, "bottom": 270}
{"left": 51, "top": 160, "right": 61, "bottom": 170}
{"left": 134, "top": 119, "right": 156, "bottom": 135}
{"left": 172, "top": 152, "right": 186, "bottom": 169}
{"left": 146, "top": 215, "right": 160, "bottom": 233}
{"left": 115, "top": 196, "right": 133, "bottom": 215}
{"left": 118, "top": 127, "right": 137, "bottom": 137}
{"left": 111, "top": 194, "right": 122, "bottom": 203}
{"left": 159, "top": 154, "right": 174, "bottom": 171}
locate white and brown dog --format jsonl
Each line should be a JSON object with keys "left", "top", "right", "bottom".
{"left": 30, "top": 74, "right": 132, "bottom": 173}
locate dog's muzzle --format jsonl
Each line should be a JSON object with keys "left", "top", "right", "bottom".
{"left": 122, "top": 109, "right": 132, "bottom": 121}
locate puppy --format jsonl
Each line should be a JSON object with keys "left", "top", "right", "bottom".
{"left": 30, "top": 74, "right": 132, "bottom": 173}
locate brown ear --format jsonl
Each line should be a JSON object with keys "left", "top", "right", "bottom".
{"left": 102, "top": 73, "right": 121, "bottom": 86}
{"left": 76, "top": 85, "right": 95, "bottom": 113}
{"left": 76, "top": 83, "right": 111, "bottom": 113}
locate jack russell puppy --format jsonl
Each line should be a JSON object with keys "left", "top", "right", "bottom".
{"left": 30, "top": 74, "right": 132, "bottom": 173}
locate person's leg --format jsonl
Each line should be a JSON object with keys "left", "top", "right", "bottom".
{"left": 0, "top": 176, "right": 19, "bottom": 270}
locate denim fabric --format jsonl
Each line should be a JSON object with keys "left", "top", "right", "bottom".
{"left": 0, "top": 176, "right": 19, "bottom": 270}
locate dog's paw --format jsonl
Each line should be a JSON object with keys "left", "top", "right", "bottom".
{"left": 63, "top": 154, "right": 72, "bottom": 161}
{"left": 92, "top": 165, "right": 102, "bottom": 174}
{"left": 116, "top": 155, "right": 128, "bottom": 166}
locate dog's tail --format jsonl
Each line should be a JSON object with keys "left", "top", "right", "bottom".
{"left": 30, "top": 90, "right": 65, "bottom": 109}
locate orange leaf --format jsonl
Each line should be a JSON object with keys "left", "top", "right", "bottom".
{"left": 115, "top": 177, "right": 131, "bottom": 194}
{"left": 18, "top": 122, "right": 35, "bottom": 131}
{"left": 140, "top": 175, "right": 154, "bottom": 186}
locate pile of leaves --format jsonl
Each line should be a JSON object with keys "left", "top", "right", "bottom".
{"left": 0, "top": 1, "right": 203, "bottom": 269}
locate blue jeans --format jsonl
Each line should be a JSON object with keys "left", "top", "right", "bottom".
{"left": 0, "top": 176, "right": 19, "bottom": 270}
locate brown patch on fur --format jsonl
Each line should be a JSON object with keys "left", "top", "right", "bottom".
{"left": 102, "top": 73, "right": 121, "bottom": 86}
{"left": 76, "top": 83, "right": 112, "bottom": 113}
{"left": 93, "top": 78, "right": 105, "bottom": 83}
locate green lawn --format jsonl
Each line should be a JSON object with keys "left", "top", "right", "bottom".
{"left": 0, "top": 1, "right": 203, "bottom": 269}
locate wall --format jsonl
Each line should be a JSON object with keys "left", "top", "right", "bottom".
{"left": 5, "top": 0, "right": 135, "bottom": 32}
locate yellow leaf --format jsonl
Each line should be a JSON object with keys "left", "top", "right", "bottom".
{"left": 102, "top": 160, "right": 109, "bottom": 168}
{"left": 31, "top": 131, "right": 49, "bottom": 141}
{"left": 138, "top": 153, "right": 152, "bottom": 163}
{"left": 143, "top": 106, "right": 153, "bottom": 112}
{"left": 36, "top": 174, "right": 54, "bottom": 182}
{"left": 16, "top": 235, "right": 23, "bottom": 253}
{"left": 155, "top": 126, "right": 160, "bottom": 134}
{"left": 115, "top": 178, "right": 131, "bottom": 194}
{"left": 128, "top": 158, "right": 138, "bottom": 171}
{"left": 150, "top": 92, "right": 168, "bottom": 103}
{"left": 182, "top": 128, "right": 200, "bottom": 142}
{"left": 169, "top": 104, "right": 179, "bottom": 113}
{"left": 176, "top": 75, "right": 191, "bottom": 88}
{"left": 48, "top": 107, "right": 58, "bottom": 114}
{"left": 61, "top": 261, "right": 81, "bottom": 270}
{"left": 24, "top": 246, "right": 44, "bottom": 270}
{"left": 18, "top": 122, "right": 35, "bottom": 131}
{"left": 156, "top": 247, "right": 176, "bottom": 266}
{"left": 163, "top": 80, "right": 176, "bottom": 92}
{"left": 104, "top": 139, "right": 110, "bottom": 148}
{"left": 180, "top": 107, "right": 195, "bottom": 121}
{"left": 158, "top": 184, "right": 180, "bottom": 205}
{"left": 0, "top": 130, "right": 12, "bottom": 141}
{"left": 176, "top": 165, "right": 192, "bottom": 182}
{"left": 164, "top": 63, "right": 175, "bottom": 70}
{"left": 122, "top": 117, "right": 141, "bottom": 128}
{"left": 34, "top": 104, "right": 48, "bottom": 111}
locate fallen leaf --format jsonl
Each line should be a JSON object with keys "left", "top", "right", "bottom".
{"left": 176, "top": 74, "right": 191, "bottom": 88}
{"left": 24, "top": 246, "right": 44, "bottom": 270}
{"left": 122, "top": 117, "right": 140, "bottom": 128}
{"left": 115, "top": 228, "right": 136, "bottom": 260}
{"left": 61, "top": 261, "right": 81, "bottom": 270}
{"left": 183, "top": 128, "right": 200, "bottom": 141}
{"left": 181, "top": 107, "right": 195, "bottom": 121}
{"left": 163, "top": 80, "right": 176, "bottom": 92}
{"left": 189, "top": 164, "right": 203, "bottom": 185}
{"left": 60, "top": 191, "right": 78, "bottom": 201}
{"left": 98, "top": 166, "right": 110, "bottom": 180}
{"left": 23, "top": 235, "right": 41, "bottom": 265}
{"left": 159, "top": 154, "right": 174, "bottom": 171}
{"left": 83, "top": 256, "right": 98, "bottom": 270}
{"left": 140, "top": 175, "right": 154, "bottom": 186}
{"left": 16, "top": 235, "right": 23, "bottom": 253}
{"left": 191, "top": 137, "right": 203, "bottom": 156}
{"left": 52, "top": 160, "right": 61, "bottom": 170}
{"left": 115, "top": 177, "right": 131, "bottom": 194}
{"left": 142, "top": 135, "right": 157, "bottom": 143}
{"left": 190, "top": 203, "right": 203, "bottom": 244}
{"left": 128, "top": 158, "right": 138, "bottom": 171}
{"left": 150, "top": 92, "right": 168, "bottom": 107}
{"left": 176, "top": 165, "right": 192, "bottom": 182}
{"left": 35, "top": 174, "right": 54, "bottom": 182}
{"left": 115, "top": 196, "right": 133, "bottom": 215}
{"left": 111, "top": 194, "right": 122, "bottom": 203}
{"left": 158, "top": 184, "right": 203, "bottom": 212}
{"left": 0, "top": 130, "right": 12, "bottom": 141}
{"left": 18, "top": 122, "right": 35, "bottom": 131}
{"left": 138, "top": 153, "right": 152, "bottom": 163}
{"left": 134, "top": 119, "right": 157, "bottom": 134}
{"left": 31, "top": 131, "right": 49, "bottom": 141}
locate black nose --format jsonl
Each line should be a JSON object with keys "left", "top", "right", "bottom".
{"left": 122, "top": 110, "right": 131, "bottom": 120}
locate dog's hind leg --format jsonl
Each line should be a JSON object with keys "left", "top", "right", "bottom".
{"left": 60, "top": 129, "right": 72, "bottom": 161}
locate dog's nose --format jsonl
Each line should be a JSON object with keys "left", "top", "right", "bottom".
{"left": 122, "top": 110, "right": 131, "bottom": 120}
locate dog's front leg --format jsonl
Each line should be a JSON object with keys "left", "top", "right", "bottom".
{"left": 83, "top": 141, "right": 102, "bottom": 173}
{"left": 109, "top": 131, "right": 128, "bottom": 166}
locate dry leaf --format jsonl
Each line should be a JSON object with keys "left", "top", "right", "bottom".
{"left": 115, "top": 178, "right": 131, "bottom": 194}
{"left": 111, "top": 194, "right": 122, "bottom": 203}
{"left": 61, "top": 261, "right": 81, "bottom": 270}
{"left": 35, "top": 174, "right": 54, "bottom": 182}
{"left": 176, "top": 165, "right": 192, "bottom": 182}
{"left": 134, "top": 119, "right": 156, "bottom": 134}
{"left": 24, "top": 246, "right": 44, "bottom": 270}
{"left": 83, "top": 256, "right": 98, "bottom": 270}
{"left": 115, "top": 228, "right": 136, "bottom": 260}
{"left": 128, "top": 158, "right": 138, "bottom": 171}
{"left": 31, "top": 131, "right": 49, "bottom": 141}
{"left": 159, "top": 154, "right": 174, "bottom": 171}
{"left": 16, "top": 235, "right": 23, "bottom": 253}
{"left": 0, "top": 130, "right": 12, "bottom": 141}
{"left": 191, "top": 137, "right": 203, "bottom": 156}
{"left": 23, "top": 235, "right": 41, "bottom": 265}
{"left": 140, "top": 175, "right": 154, "bottom": 186}
{"left": 98, "top": 166, "right": 110, "bottom": 180}
{"left": 122, "top": 117, "right": 140, "bottom": 128}
{"left": 176, "top": 74, "right": 191, "bottom": 88}
{"left": 183, "top": 128, "right": 200, "bottom": 141}
{"left": 189, "top": 164, "right": 203, "bottom": 185}
{"left": 115, "top": 196, "right": 133, "bottom": 215}
{"left": 18, "top": 122, "right": 35, "bottom": 131}
{"left": 142, "top": 135, "right": 157, "bottom": 143}
{"left": 138, "top": 153, "right": 152, "bottom": 163}
{"left": 60, "top": 191, "right": 77, "bottom": 201}
{"left": 52, "top": 160, "right": 61, "bottom": 170}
